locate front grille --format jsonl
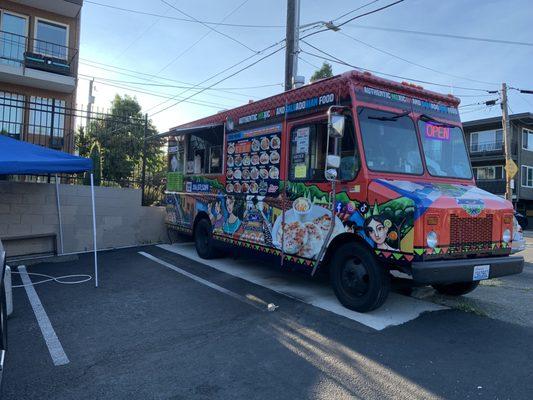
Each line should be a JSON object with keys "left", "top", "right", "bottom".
{"left": 450, "top": 214, "right": 493, "bottom": 246}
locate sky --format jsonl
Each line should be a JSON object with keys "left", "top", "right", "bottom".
{"left": 77, "top": 0, "right": 533, "bottom": 132}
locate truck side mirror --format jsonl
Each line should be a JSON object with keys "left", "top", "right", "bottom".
{"left": 326, "top": 155, "right": 340, "bottom": 169}
{"left": 328, "top": 113, "right": 345, "bottom": 138}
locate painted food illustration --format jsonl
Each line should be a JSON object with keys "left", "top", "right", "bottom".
{"left": 270, "top": 150, "right": 280, "bottom": 164}
{"left": 234, "top": 155, "right": 243, "bottom": 167}
{"left": 250, "top": 182, "right": 258, "bottom": 193}
{"left": 227, "top": 155, "right": 234, "bottom": 167}
{"left": 226, "top": 169, "right": 233, "bottom": 179}
{"left": 233, "top": 182, "right": 241, "bottom": 193}
{"left": 271, "top": 135, "right": 280, "bottom": 149}
{"left": 269, "top": 166, "right": 279, "bottom": 179}
{"left": 226, "top": 183, "right": 234, "bottom": 193}
{"left": 227, "top": 143, "right": 235, "bottom": 154}
{"left": 251, "top": 154, "right": 260, "bottom": 165}
{"left": 233, "top": 169, "right": 242, "bottom": 180}
{"left": 261, "top": 137, "right": 270, "bottom": 150}
{"left": 259, "top": 168, "right": 269, "bottom": 179}
{"left": 242, "top": 168, "right": 250, "bottom": 180}
{"left": 252, "top": 139, "right": 260, "bottom": 152}
{"left": 242, "top": 155, "right": 251, "bottom": 166}
{"left": 272, "top": 198, "right": 344, "bottom": 259}
{"left": 259, "top": 152, "right": 269, "bottom": 164}
{"left": 250, "top": 167, "right": 259, "bottom": 180}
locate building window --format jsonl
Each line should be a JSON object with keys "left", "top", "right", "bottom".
{"left": 0, "top": 11, "right": 28, "bottom": 65}
{"left": 0, "top": 91, "right": 24, "bottom": 138}
{"left": 28, "top": 96, "right": 66, "bottom": 140}
{"left": 522, "top": 128, "right": 533, "bottom": 151}
{"left": 473, "top": 166, "right": 503, "bottom": 180}
{"left": 34, "top": 19, "right": 68, "bottom": 59}
{"left": 470, "top": 129, "right": 503, "bottom": 152}
{"left": 521, "top": 165, "right": 533, "bottom": 188}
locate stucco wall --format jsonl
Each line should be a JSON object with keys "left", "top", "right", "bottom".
{"left": 0, "top": 181, "right": 166, "bottom": 257}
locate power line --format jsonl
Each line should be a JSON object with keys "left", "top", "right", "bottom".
{"left": 80, "top": 73, "right": 258, "bottom": 105}
{"left": 146, "top": 38, "right": 286, "bottom": 115}
{"left": 79, "top": 77, "right": 230, "bottom": 110}
{"left": 160, "top": 0, "right": 257, "bottom": 53}
{"left": 332, "top": 0, "right": 380, "bottom": 22}
{"left": 336, "top": 31, "right": 499, "bottom": 86}
{"left": 84, "top": 0, "right": 285, "bottom": 28}
{"left": 150, "top": 44, "right": 286, "bottom": 117}
{"left": 345, "top": 24, "right": 533, "bottom": 47}
{"left": 79, "top": 72, "right": 280, "bottom": 93}
{"left": 154, "top": 0, "right": 254, "bottom": 77}
{"left": 335, "top": 0, "right": 405, "bottom": 28}
{"left": 299, "top": 42, "right": 491, "bottom": 93}
{"left": 79, "top": 59, "right": 281, "bottom": 95}
{"left": 298, "top": 55, "right": 321, "bottom": 70}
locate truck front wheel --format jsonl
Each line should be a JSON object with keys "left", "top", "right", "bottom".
{"left": 432, "top": 281, "right": 479, "bottom": 296}
{"left": 330, "top": 242, "right": 390, "bottom": 313}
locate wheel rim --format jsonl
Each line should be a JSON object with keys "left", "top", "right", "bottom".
{"left": 340, "top": 258, "right": 370, "bottom": 297}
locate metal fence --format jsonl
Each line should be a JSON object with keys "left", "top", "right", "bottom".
{"left": 0, "top": 96, "right": 166, "bottom": 206}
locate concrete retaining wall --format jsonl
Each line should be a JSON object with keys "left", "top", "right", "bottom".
{"left": 0, "top": 181, "right": 166, "bottom": 257}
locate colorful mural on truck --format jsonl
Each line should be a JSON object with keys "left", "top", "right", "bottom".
{"left": 166, "top": 174, "right": 512, "bottom": 267}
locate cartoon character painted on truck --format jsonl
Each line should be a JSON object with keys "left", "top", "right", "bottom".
{"left": 163, "top": 70, "right": 524, "bottom": 313}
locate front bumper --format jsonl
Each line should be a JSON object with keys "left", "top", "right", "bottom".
{"left": 411, "top": 255, "right": 524, "bottom": 284}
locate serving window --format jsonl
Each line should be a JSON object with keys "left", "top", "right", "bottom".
{"left": 289, "top": 117, "right": 359, "bottom": 181}
{"left": 185, "top": 127, "right": 223, "bottom": 175}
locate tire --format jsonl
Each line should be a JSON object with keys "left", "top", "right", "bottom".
{"left": 194, "top": 218, "right": 220, "bottom": 259}
{"left": 329, "top": 242, "right": 390, "bottom": 313}
{"left": 432, "top": 281, "right": 479, "bottom": 296}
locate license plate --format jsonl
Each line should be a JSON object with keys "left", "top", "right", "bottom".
{"left": 473, "top": 265, "right": 490, "bottom": 281}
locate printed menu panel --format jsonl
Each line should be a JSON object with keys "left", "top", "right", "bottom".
{"left": 226, "top": 124, "right": 281, "bottom": 196}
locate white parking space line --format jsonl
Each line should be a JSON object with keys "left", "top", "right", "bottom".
{"left": 157, "top": 243, "right": 448, "bottom": 331}
{"left": 17, "top": 266, "right": 69, "bottom": 366}
{"left": 138, "top": 251, "right": 271, "bottom": 312}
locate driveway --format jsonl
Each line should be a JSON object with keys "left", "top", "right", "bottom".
{"left": 2, "top": 244, "right": 532, "bottom": 399}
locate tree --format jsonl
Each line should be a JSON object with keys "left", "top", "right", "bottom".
{"left": 81, "top": 95, "right": 165, "bottom": 186}
{"left": 310, "top": 62, "right": 333, "bottom": 82}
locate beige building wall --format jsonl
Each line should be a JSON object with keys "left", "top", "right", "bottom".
{"left": 0, "top": 182, "right": 167, "bottom": 257}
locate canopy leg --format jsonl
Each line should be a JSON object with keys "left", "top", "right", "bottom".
{"left": 55, "top": 174, "right": 64, "bottom": 255}
{"left": 90, "top": 173, "right": 98, "bottom": 288}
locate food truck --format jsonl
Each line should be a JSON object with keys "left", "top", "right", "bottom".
{"left": 162, "top": 70, "right": 524, "bottom": 312}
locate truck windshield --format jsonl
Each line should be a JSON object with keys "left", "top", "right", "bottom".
{"left": 358, "top": 108, "right": 423, "bottom": 174}
{"left": 418, "top": 120, "right": 472, "bottom": 179}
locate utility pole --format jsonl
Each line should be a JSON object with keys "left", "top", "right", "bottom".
{"left": 284, "top": 0, "right": 300, "bottom": 91}
{"left": 501, "top": 82, "right": 513, "bottom": 202}
{"left": 85, "top": 78, "right": 95, "bottom": 133}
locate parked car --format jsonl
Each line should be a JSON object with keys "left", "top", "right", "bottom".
{"left": 0, "top": 239, "right": 7, "bottom": 385}
{"left": 514, "top": 211, "right": 528, "bottom": 230}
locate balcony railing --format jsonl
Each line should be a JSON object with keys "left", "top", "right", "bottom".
{"left": 470, "top": 140, "right": 503, "bottom": 153}
{"left": 0, "top": 30, "right": 77, "bottom": 76}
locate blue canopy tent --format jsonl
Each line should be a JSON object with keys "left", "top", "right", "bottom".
{"left": 0, "top": 135, "right": 99, "bottom": 287}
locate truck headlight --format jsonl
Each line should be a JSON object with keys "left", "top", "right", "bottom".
{"left": 502, "top": 229, "right": 511, "bottom": 243}
{"left": 426, "top": 231, "right": 438, "bottom": 248}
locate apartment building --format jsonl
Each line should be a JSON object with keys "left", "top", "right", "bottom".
{"left": 0, "top": 0, "right": 82, "bottom": 153}
{"left": 463, "top": 112, "right": 533, "bottom": 218}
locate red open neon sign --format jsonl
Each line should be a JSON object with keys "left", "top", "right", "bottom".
{"left": 425, "top": 124, "right": 450, "bottom": 141}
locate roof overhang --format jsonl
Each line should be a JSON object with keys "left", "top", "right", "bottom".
{"left": 15, "top": 0, "right": 82, "bottom": 18}
{"left": 147, "top": 123, "right": 224, "bottom": 141}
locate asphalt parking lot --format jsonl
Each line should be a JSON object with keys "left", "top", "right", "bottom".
{"left": 3, "top": 243, "right": 533, "bottom": 399}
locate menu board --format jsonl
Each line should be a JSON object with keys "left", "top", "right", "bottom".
{"left": 226, "top": 124, "right": 281, "bottom": 196}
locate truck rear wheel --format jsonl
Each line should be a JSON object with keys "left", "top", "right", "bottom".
{"left": 329, "top": 242, "right": 390, "bottom": 313}
{"left": 194, "top": 218, "right": 220, "bottom": 259}
{"left": 432, "top": 281, "right": 479, "bottom": 296}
